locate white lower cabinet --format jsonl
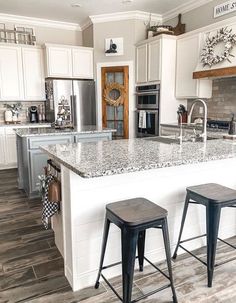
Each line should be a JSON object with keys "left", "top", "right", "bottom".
{"left": 0, "top": 127, "right": 17, "bottom": 169}
{"left": 0, "top": 128, "right": 6, "bottom": 166}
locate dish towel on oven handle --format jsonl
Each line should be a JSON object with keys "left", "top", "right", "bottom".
{"left": 42, "top": 175, "right": 60, "bottom": 229}
{"left": 139, "top": 110, "right": 146, "bottom": 128}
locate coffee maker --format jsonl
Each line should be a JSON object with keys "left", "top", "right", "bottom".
{"left": 29, "top": 106, "right": 39, "bottom": 123}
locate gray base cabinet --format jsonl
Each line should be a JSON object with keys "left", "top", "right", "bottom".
{"left": 17, "top": 131, "right": 113, "bottom": 198}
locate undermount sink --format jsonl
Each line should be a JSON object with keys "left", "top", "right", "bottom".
{"left": 145, "top": 136, "right": 218, "bottom": 144}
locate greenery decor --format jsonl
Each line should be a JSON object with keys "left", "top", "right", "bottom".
{"left": 4, "top": 102, "right": 22, "bottom": 116}
{"left": 201, "top": 27, "right": 236, "bottom": 68}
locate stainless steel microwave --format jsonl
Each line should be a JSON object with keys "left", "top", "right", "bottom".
{"left": 135, "top": 83, "right": 160, "bottom": 110}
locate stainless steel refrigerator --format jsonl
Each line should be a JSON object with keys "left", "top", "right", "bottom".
{"left": 45, "top": 79, "right": 96, "bottom": 128}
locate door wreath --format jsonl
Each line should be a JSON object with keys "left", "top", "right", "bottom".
{"left": 104, "top": 82, "right": 126, "bottom": 107}
{"left": 201, "top": 27, "right": 236, "bottom": 68}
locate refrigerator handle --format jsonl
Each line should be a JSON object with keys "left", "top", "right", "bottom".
{"left": 70, "top": 95, "right": 76, "bottom": 127}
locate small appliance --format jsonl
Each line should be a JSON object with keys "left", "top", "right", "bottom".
{"left": 29, "top": 106, "right": 39, "bottom": 123}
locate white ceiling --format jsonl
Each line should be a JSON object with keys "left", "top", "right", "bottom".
{"left": 0, "top": 0, "right": 211, "bottom": 25}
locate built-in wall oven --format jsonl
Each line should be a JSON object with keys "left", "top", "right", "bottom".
{"left": 136, "top": 83, "right": 160, "bottom": 137}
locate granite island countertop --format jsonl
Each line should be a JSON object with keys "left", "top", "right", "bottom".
{"left": 41, "top": 138, "right": 236, "bottom": 178}
{"left": 15, "top": 125, "right": 116, "bottom": 137}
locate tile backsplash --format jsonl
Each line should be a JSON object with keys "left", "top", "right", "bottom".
{"left": 0, "top": 101, "right": 45, "bottom": 124}
{"left": 188, "top": 77, "right": 236, "bottom": 121}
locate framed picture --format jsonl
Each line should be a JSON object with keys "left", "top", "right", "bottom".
{"left": 105, "top": 37, "right": 124, "bottom": 56}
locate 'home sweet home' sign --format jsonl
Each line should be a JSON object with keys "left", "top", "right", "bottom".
{"left": 214, "top": 0, "right": 236, "bottom": 18}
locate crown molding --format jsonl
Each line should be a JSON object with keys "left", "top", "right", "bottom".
{"left": 0, "top": 13, "right": 81, "bottom": 31}
{"left": 89, "top": 10, "right": 162, "bottom": 24}
{"left": 80, "top": 18, "right": 93, "bottom": 31}
{"left": 163, "top": 0, "right": 214, "bottom": 22}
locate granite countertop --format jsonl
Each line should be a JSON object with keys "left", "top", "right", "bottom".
{"left": 41, "top": 138, "right": 236, "bottom": 179}
{"left": 0, "top": 122, "right": 51, "bottom": 128}
{"left": 15, "top": 125, "right": 116, "bottom": 137}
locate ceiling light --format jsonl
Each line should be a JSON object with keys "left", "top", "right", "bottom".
{"left": 71, "top": 3, "right": 81, "bottom": 8}
{"left": 122, "top": 0, "right": 133, "bottom": 3}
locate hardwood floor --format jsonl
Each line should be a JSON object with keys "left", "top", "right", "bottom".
{"left": 1, "top": 169, "right": 236, "bottom": 302}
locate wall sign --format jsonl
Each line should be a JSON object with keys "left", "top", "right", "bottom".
{"left": 214, "top": 0, "right": 236, "bottom": 18}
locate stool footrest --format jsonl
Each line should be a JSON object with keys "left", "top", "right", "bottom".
{"left": 100, "top": 255, "right": 171, "bottom": 303}
{"left": 178, "top": 236, "right": 236, "bottom": 268}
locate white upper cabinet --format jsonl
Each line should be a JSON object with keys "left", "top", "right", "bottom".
{"left": 72, "top": 47, "right": 93, "bottom": 79}
{"left": 148, "top": 40, "right": 161, "bottom": 82}
{"left": 136, "top": 44, "right": 148, "bottom": 83}
{"left": 0, "top": 46, "right": 24, "bottom": 100}
{"left": 136, "top": 38, "right": 161, "bottom": 84}
{"left": 46, "top": 46, "right": 72, "bottom": 78}
{"left": 0, "top": 44, "right": 45, "bottom": 101}
{"left": 45, "top": 44, "right": 94, "bottom": 79}
{"left": 22, "top": 47, "right": 45, "bottom": 100}
{"left": 175, "top": 34, "right": 212, "bottom": 99}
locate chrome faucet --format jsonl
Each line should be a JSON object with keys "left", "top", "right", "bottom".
{"left": 188, "top": 99, "right": 208, "bottom": 143}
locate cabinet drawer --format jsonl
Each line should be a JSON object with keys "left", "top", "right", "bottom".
{"left": 75, "top": 133, "right": 112, "bottom": 143}
{"left": 29, "top": 135, "right": 74, "bottom": 149}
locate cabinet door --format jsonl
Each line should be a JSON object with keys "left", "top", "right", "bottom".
{"left": 46, "top": 46, "right": 72, "bottom": 78}
{"left": 22, "top": 48, "right": 45, "bottom": 100}
{"left": 75, "top": 133, "right": 112, "bottom": 143}
{"left": 0, "top": 128, "right": 6, "bottom": 166}
{"left": 72, "top": 48, "right": 94, "bottom": 79}
{"left": 5, "top": 128, "right": 17, "bottom": 167}
{"left": 176, "top": 35, "right": 212, "bottom": 99}
{"left": 136, "top": 44, "right": 148, "bottom": 83}
{"left": 0, "top": 46, "right": 24, "bottom": 101}
{"left": 29, "top": 149, "right": 48, "bottom": 193}
{"left": 148, "top": 40, "right": 161, "bottom": 82}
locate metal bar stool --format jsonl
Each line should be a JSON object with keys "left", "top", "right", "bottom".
{"left": 173, "top": 183, "right": 236, "bottom": 287}
{"left": 95, "top": 197, "right": 178, "bottom": 303}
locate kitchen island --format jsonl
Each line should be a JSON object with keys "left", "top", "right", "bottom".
{"left": 15, "top": 126, "right": 116, "bottom": 197}
{"left": 41, "top": 138, "right": 236, "bottom": 291}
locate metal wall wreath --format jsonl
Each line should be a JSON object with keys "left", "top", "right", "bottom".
{"left": 104, "top": 82, "right": 126, "bottom": 107}
{"left": 201, "top": 27, "right": 236, "bottom": 68}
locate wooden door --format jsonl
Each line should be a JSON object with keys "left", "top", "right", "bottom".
{"left": 102, "top": 66, "right": 129, "bottom": 139}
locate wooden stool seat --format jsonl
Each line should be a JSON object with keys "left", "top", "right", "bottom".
{"left": 187, "top": 183, "right": 236, "bottom": 204}
{"left": 107, "top": 198, "right": 168, "bottom": 226}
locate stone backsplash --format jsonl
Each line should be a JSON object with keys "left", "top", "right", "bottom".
{"left": 0, "top": 101, "right": 45, "bottom": 124}
{"left": 188, "top": 77, "right": 236, "bottom": 121}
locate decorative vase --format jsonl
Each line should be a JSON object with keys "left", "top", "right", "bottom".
{"left": 4, "top": 110, "right": 12, "bottom": 123}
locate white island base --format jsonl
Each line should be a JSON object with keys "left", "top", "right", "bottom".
{"left": 52, "top": 158, "right": 236, "bottom": 291}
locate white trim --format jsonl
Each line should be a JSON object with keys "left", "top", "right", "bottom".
{"left": 90, "top": 11, "right": 162, "bottom": 24}
{"left": 0, "top": 13, "right": 81, "bottom": 31}
{"left": 163, "top": 0, "right": 214, "bottom": 22}
{"left": 80, "top": 18, "right": 93, "bottom": 31}
{"left": 96, "top": 61, "right": 135, "bottom": 138}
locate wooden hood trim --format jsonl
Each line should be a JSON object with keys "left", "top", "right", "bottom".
{"left": 193, "top": 66, "right": 236, "bottom": 79}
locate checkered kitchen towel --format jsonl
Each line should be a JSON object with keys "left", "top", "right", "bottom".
{"left": 42, "top": 175, "right": 60, "bottom": 229}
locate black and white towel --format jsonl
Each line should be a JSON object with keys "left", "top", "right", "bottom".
{"left": 42, "top": 175, "right": 60, "bottom": 229}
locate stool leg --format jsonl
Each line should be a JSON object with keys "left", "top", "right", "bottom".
{"left": 206, "top": 204, "right": 221, "bottom": 288}
{"left": 121, "top": 228, "right": 139, "bottom": 303}
{"left": 162, "top": 218, "right": 178, "bottom": 303}
{"left": 137, "top": 230, "right": 146, "bottom": 272}
{"left": 173, "top": 193, "right": 190, "bottom": 259}
{"left": 95, "top": 216, "right": 110, "bottom": 289}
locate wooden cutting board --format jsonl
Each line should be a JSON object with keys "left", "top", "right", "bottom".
{"left": 174, "top": 14, "right": 186, "bottom": 36}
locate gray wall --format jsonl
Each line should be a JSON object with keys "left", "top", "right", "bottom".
{"left": 165, "top": 0, "right": 236, "bottom": 32}
{"left": 82, "top": 24, "right": 94, "bottom": 47}
{"left": 1, "top": 21, "right": 83, "bottom": 46}
{"left": 92, "top": 19, "right": 146, "bottom": 65}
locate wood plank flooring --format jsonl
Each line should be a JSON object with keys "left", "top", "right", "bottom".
{"left": 1, "top": 169, "right": 236, "bottom": 302}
